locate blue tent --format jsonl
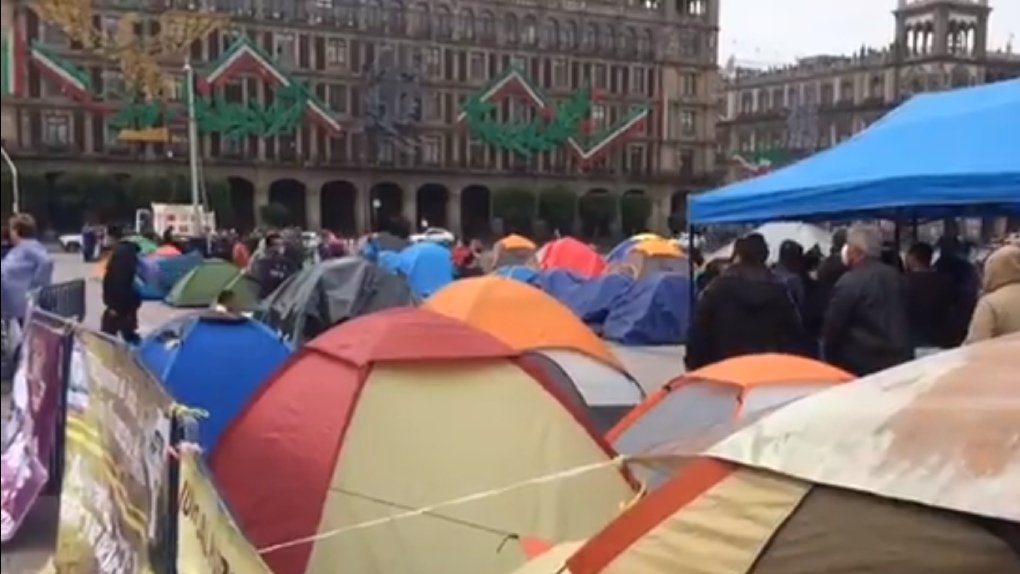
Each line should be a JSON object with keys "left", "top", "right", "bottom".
{"left": 492, "top": 265, "right": 540, "bottom": 283}
{"left": 690, "top": 79, "right": 1020, "bottom": 224}
{"left": 533, "top": 270, "right": 634, "bottom": 327}
{"left": 602, "top": 274, "right": 691, "bottom": 345}
{"left": 389, "top": 242, "right": 454, "bottom": 298}
{"left": 137, "top": 313, "right": 290, "bottom": 451}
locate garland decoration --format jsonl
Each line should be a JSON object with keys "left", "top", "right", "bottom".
{"left": 459, "top": 68, "right": 650, "bottom": 164}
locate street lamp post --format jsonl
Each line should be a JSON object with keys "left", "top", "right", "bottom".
{"left": 0, "top": 146, "right": 19, "bottom": 213}
{"left": 184, "top": 59, "right": 202, "bottom": 235}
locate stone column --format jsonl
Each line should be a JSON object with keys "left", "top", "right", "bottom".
{"left": 447, "top": 191, "right": 462, "bottom": 236}
{"left": 253, "top": 183, "right": 270, "bottom": 227}
{"left": 402, "top": 188, "right": 418, "bottom": 231}
{"left": 306, "top": 183, "right": 322, "bottom": 230}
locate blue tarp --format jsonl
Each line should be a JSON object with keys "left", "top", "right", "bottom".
{"left": 492, "top": 265, "right": 540, "bottom": 283}
{"left": 602, "top": 274, "right": 691, "bottom": 345}
{"left": 390, "top": 242, "right": 454, "bottom": 298}
{"left": 690, "top": 79, "right": 1020, "bottom": 224}
{"left": 137, "top": 313, "right": 290, "bottom": 451}
{"left": 135, "top": 251, "right": 203, "bottom": 300}
{"left": 533, "top": 270, "right": 689, "bottom": 344}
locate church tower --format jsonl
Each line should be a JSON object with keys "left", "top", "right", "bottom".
{"left": 895, "top": 0, "right": 991, "bottom": 60}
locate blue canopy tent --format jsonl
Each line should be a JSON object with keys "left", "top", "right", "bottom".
{"left": 137, "top": 312, "right": 290, "bottom": 451}
{"left": 690, "top": 79, "right": 1020, "bottom": 224}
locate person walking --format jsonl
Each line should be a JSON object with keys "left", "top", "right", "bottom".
{"left": 101, "top": 225, "right": 143, "bottom": 345}
{"left": 965, "top": 244, "right": 1020, "bottom": 344}
{"left": 1, "top": 214, "right": 54, "bottom": 324}
{"left": 685, "top": 233, "right": 806, "bottom": 370}
{"left": 822, "top": 224, "right": 912, "bottom": 377}
{"left": 904, "top": 242, "right": 956, "bottom": 350}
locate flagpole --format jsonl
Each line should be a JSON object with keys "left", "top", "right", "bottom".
{"left": 0, "top": 145, "right": 19, "bottom": 213}
{"left": 184, "top": 58, "right": 201, "bottom": 235}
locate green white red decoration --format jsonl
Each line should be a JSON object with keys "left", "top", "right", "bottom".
{"left": 459, "top": 67, "right": 650, "bottom": 165}
{"left": 1, "top": 27, "right": 25, "bottom": 96}
{"left": 29, "top": 42, "right": 92, "bottom": 101}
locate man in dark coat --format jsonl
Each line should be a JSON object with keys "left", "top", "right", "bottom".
{"left": 101, "top": 225, "right": 142, "bottom": 344}
{"left": 905, "top": 242, "right": 956, "bottom": 349}
{"left": 253, "top": 234, "right": 300, "bottom": 298}
{"left": 685, "top": 234, "right": 806, "bottom": 370}
{"left": 822, "top": 224, "right": 913, "bottom": 377}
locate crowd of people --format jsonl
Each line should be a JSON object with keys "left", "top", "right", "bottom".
{"left": 686, "top": 222, "right": 1020, "bottom": 376}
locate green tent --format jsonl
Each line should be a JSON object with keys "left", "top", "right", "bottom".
{"left": 165, "top": 259, "right": 242, "bottom": 308}
{"left": 220, "top": 273, "right": 262, "bottom": 312}
{"left": 127, "top": 235, "right": 159, "bottom": 255}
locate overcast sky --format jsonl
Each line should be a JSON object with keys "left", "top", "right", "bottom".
{"left": 719, "top": 0, "right": 1020, "bottom": 64}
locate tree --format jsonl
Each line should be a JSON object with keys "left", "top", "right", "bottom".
{"left": 538, "top": 186, "right": 577, "bottom": 237}
{"left": 620, "top": 193, "right": 652, "bottom": 236}
{"left": 492, "top": 187, "right": 536, "bottom": 236}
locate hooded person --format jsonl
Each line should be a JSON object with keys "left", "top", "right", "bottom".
{"left": 685, "top": 233, "right": 806, "bottom": 370}
{"left": 101, "top": 225, "right": 143, "bottom": 344}
{"left": 965, "top": 244, "right": 1020, "bottom": 344}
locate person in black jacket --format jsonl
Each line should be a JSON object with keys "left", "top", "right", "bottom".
{"left": 685, "top": 233, "right": 806, "bottom": 370}
{"left": 822, "top": 224, "right": 913, "bottom": 377}
{"left": 101, "top": 225, "right": 142, "bottom": 344}
{"left": 905, "top": 242, "right": 956, "bottom": 349}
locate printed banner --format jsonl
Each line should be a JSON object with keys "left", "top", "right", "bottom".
{"left": 177, "top": 449, "right": 273, "bottom": 573}
{"left": 1, "top": 315, "right": 65, "bottom": 542}
{"left": 54, "top": 330, "right": 174, "bottom": 573}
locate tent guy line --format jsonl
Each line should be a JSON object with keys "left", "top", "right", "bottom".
{"left": 256, "top": 456, "right": 629, "bottom": 555}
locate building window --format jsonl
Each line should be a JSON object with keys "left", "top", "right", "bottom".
{"left": 410, "top": 3, "right": 431, "bottom": 36}
{"left": 633, "top": 68, "right": 647, "bottom": 95}
{"left": 772, "top": 87, "right": 784, "bottom": 109}
{"left": 459, "top": 8, "right": 475, "bottom": 40}
{"left": 424, "top": 47, "right": 441, "bottom": 77}
{"left": 640, "top": 29, "right": 654, "bottom": 56}
{"left": 552, "top": 59, "right": 568, "bottom": 88}
{"left": 820, "top": 83, "right": 834, "bottom": 106}
{"left": 378, "top": 140, "right": 395, "bottom": 163}
{"left": 469, "top": 52, "right": 485, "bottom": 81}
{"left": 542, "top": 20, "right": 559, "bottom": 48}
{"left": 326, "top": 39, "right": 348, "bottom": 68}
{"left": 593, "top": 65, "right": 608, "bottom": 90}
{"left": 41, "top": 23, "right": 69, "bottom": 46}
{"left": 522, "top": 16, "right": 538, "bottom": 45}
{"left": 869, "top": 74, "right": 885, "bottom": 99}
{"left": 681, "top": 73, "right": 698, "bottom": 97}
{"left": 434, "top": 5, "right": 453, "bottom": 38}
{"left": 42, "top": 113, "right": 71, "bottom": 146}
{"left": 758, "top": 90, "right": 770, "bottom": 110}
{"left": 424, "top": 93, "right": 441, "bottom": 120}
{"left": 740, "top": 92, "right": 754, "bottom": 114}
{"left": 328, "top": 84, "right": 348, "bottom": 114}
{"left": 679, "top": 148, "right": 695, "bottom": 178}
{"left": 591, "top": 104, "right": 607, "bottom": 130}
{"left": 362, "top": 0, "right": 383, "bottom": 31}
{"left": 100, "top": 70, "right": 126, "bottom": 99}
{"left": 583, "top": 23, "right": 598, "bottom": 51}
{"left": 504, "top": 13, "right": 518, "bottom": 44}
{"left": 422, "top": 136, "right": 441, "bottom": 165}
{"left": 510, "top": 54, "right": 527, "bottom": 71}
{"left": 561, "top": 21, "right": 577, "bottom": 49}
{"left": 680, "top": 110, "right": 696, "bottom": 136}
{"left": 601, "top": 24, "right": 615, "bottom": 52}
{"left": 840, "top": 80, "right": 855, "bottom": 103}
{"left": 627, "top": 144, "right": 646, "bottom": 173}
{"left": 478, "top": 11, "right": 496, "bottom": 41}
{"left": 274, "top": 33, "right": 296, "bottom": 67}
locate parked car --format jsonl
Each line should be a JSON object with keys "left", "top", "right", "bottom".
{"left": 58, "top": 233, "right": 83, "bottom": 252}
{"left": 410, "top": 227, "right": 455, "bottom": 245}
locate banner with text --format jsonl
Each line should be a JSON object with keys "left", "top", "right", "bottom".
{"left": 0, "top": 313, "right": 65, "bottom": 542}
{"left": 54, "top": 330, "right": 175, "bottom": 574}
{"left": 177, "top": 449, "right": 273, "bottom": 574}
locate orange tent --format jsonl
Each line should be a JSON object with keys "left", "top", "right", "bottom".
{"left": 150, "top": 244, "right": 181, "bottom": 257}
{"left": 608, "top": 354, "right": 852, "bottom": 460}
{"left": 537, "top": 238, "right": 606, "bottom": 278}
{"left": 490, "top": 234, "right": 538, "bottom": 270}
{"left": 517, "top": 335, "right": 1020, "bottom": 574}
{"left": 612, "top": 238, "right": 686, "bottom": 279}
{"left": 425, "top": 276, "right": 622, "bottom": 369}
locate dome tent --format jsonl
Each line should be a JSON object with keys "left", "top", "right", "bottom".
{"left": 426, "top": 277, "right": 641, "bottom": 431}
{"left": 212, "top": 308, "right": 636, "bottom": 574}
{"left": 137, "top": 312, "right": 290, "bottom": 450}
{"left": 255, "top": 257, "right": 416, "bottom": 345}
{"left": 525, "top": 336, "right": 1020, "bottom": 574}
{"left": 164, "top": 259, "right": 243, "bottom": 308}
{"left": 610, "top": 354, "right": 851, "bottom": 465}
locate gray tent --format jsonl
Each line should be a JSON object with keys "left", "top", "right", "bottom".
{"left": 255, "top": 257, "right": 417, "bottom": 345}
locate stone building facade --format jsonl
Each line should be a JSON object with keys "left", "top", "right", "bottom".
{"left": 718, "top": 0, "right": 1020, "bottom": 182}
{"left": 0, "top": 0, "right": 722, "bottom": 235}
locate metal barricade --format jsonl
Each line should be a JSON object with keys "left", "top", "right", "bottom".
{"left": 34, "top": 279, "right": 87, "bottom": 321}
